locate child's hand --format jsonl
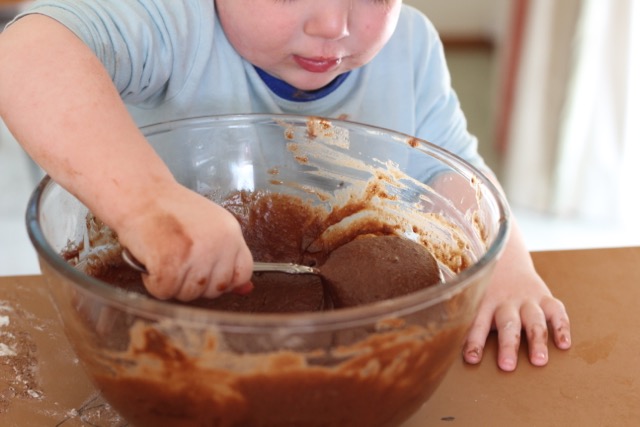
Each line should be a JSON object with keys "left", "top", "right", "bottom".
{"left": 461, "top": 227, "right": 572, "bottom": 371}
{"left": 115, "top": 183, "right": 254, "bottom": 301}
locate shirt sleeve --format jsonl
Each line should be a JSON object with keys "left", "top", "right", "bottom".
{"left": 10, "top": 0, "right": 211, "bottom": 105}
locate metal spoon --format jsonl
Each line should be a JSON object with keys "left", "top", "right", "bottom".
{"left": 121, "top": 247, "right": 320, "bottom": 275}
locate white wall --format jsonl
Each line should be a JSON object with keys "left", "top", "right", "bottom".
{"left": 405, "top": 0, "right": 511, "bottom": 40}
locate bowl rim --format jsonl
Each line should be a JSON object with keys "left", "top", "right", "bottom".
{"left": 25, "top": 113, "right": 510, "bottom": 332}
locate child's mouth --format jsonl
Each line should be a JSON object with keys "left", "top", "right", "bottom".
{"left": 293, "top": 55, "right": 342, "bottom": 73}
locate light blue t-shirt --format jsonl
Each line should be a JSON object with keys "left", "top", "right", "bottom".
{"left": 13, "top": 0, "right": 485, "bottom": 172}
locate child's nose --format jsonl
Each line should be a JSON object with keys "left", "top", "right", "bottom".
{"left": 304, "top": 3, "right": 350, "bottom": 41}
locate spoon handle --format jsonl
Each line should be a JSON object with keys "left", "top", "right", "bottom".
{"left": 121, "top": 248, "right": 319, "bottom": 275}
{"left": 253, "top": 262, "right": 320, "bottom": 275}
{"left": 121, "top": 247, "right": 147, "bottom": 274}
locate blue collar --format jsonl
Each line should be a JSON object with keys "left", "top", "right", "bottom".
{"left": 254, "top": 66, "right": 350, "bottom": 102}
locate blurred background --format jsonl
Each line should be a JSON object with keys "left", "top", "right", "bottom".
{"left": 407, "top": 0, "right": 640, "bottom": 250}
{"left": 1, "top": 0, "right": 639, "bottom": 276}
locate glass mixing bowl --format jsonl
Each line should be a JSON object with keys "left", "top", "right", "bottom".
{"left": 26, "top": 114, "right": 509, "bottom": 427}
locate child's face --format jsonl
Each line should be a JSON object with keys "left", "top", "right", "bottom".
{"left": 216, "top": 0, "right": 402, "bottom": 91}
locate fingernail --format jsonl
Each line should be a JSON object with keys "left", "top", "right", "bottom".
{"left": 500, "top": 357, "right": 516, "bottom": 371}
{"left": 233, "top": 282, "right": 254, "bottom": 295}
{"left": 532, "top": 351, "right": 547, "bottom": 365}
{"left": 559, "top": 334, "right": 571, "bottom": 348}
{"left": 464, "top": 346, "right": 482, "bottom": 363}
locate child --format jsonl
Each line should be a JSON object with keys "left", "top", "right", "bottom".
{"left": 0, "top": 0, "right": 570, "bottom": 371}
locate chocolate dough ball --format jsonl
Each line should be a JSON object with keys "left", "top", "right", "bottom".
{"left": 321, "top": 235, "right": 441, "bottom": 308}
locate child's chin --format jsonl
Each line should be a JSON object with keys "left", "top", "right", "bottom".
{"left": 289, "top": 75, "right": 340, "bottom": 91}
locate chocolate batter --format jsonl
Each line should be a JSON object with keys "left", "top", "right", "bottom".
{"left": 83, "top": 324, "right": 466, "bottom": 427}
{"left": 68, "top": 191, "right": 443, "bottom": 312}
{"left": 192, "top": 273, "right": 326, "bottom": 313}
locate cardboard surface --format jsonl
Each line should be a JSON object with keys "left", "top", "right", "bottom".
{"left": 0, "top": 271, "right": 125, "bottom": 426}
{"left": 410, "top": 246, "right": 640, "bottom": 426}
{"left": 1, "top": 247, "right": 639, "bottom": 426}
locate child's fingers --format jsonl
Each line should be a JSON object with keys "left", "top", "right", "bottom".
{"left": 200, "top": 248, "right": 254, "bottom": 299}
{"left": 142, "top": 254, "right": 188, "bottom": 300}
{"left": 170, "top": 246, "right": 253, "bottom": 301}
{"left": 462, "top": 305, "right": 494, "bottom": 365}
{"left": 174, "top": 262, "right": 217, "bottom": 301}
{"left": 494, "top": 305, "right": 522, "bottom": 372}
{"left": 541, "top": 296, "right": 572, "bottom": 350}
{"left": 520, "top": 301, "right": 549, "bottom": 367}
{"left": 140, "top": 241, "right": 253, "bottom": 301}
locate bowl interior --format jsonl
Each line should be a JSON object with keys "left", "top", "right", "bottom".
{"left": 28, "top": 114, "right": 509, "bottom": 326}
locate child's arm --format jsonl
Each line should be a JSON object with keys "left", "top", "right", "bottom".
{"left": 0, "top": 14, "right": 254, "bottom": 300}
